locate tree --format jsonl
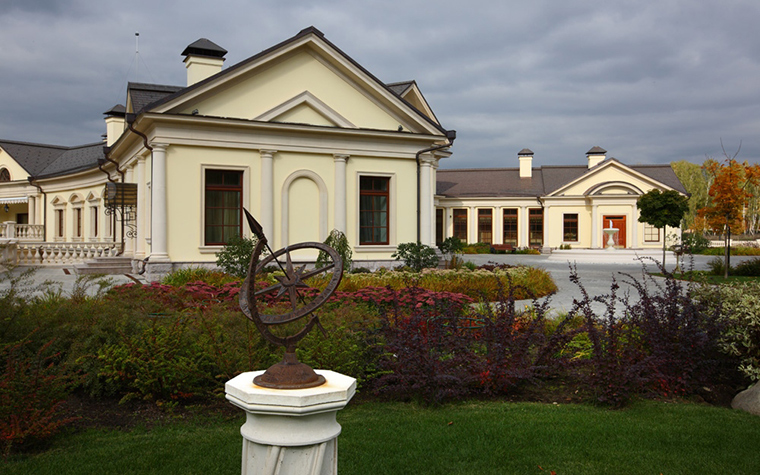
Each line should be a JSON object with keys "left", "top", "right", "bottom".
{"left": 671, "top": 160, "right": 710, "bottom": 231}
{"left": 637, "top": 189, "right": 689, "bottom": 267}
{"left": 697, "top": 151, "right": 760, "bottom": 278}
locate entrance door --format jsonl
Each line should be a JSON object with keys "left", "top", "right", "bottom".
{"left": 602, "top": 215, "right": 626, "bottom": 248}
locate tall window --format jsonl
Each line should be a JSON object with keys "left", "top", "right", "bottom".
{"left": 55, "top": 209, "right": 64, "bottom": 239}
{"left": 563, "top": 213, "right": 578, "bottom": 242}
{"left": 435, "top": 208, "right": 444, "bottom": 245}
{"left": 91, "top": 206, "right": 99, "bottom": 239}
{"left": 205, "top": 169, "right": 243, "bottom": 245}
{"left": 74, "top": 208, "right": 83, "bottom": 239}
{"left": 0, "top": 168, "right": 10, "bottom": 182}
{"left": 503, "top": 208, "right": 518, "bottom": 246}
{"left": 453, "top": 209, "right": 468, "bottom": 241}
{"left": 478, "top": 209, "right": 492, "bottom": 244}
{"left": 529, "top": 208, "right": 543, "bottom": 247}
{"left": 359, "top": 176, "right": 389, "bottom": 245}
{"left": 644, "top": 224, "right": 660, "bottom": 242}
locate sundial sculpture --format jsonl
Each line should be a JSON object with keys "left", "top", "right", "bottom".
{"left": 239, "top": 209, "right": 343, "bottom": 389}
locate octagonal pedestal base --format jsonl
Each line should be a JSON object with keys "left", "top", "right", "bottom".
{"left": 225, "top": 370, "right": 356, "bottom": 475}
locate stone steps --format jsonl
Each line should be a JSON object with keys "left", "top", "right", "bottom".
{"left": 74, "top": 256, "right": 134, "bottom": 275}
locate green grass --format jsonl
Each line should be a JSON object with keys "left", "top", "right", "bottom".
{"left": 5, "top": 400, "right": 760, "bottom": 474}
{"left": 654, "top": 271, "right": 760, "bottom": 284}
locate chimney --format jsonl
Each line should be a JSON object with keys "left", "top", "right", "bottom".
{"left": 586, "top": 146, "right": 607, "bottom": 168}
{"left": 518, "top": 148, "right": 534, "bottom": 178}
{"left": 103, "top": 104, "right": 126, "bottom": 146}
{"left": 182, "top": 39, "right": 227, "bottom": 86}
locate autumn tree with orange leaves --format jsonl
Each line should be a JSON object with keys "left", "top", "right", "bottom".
{"left": 697, "top": 149, "right": 760, "bottom": 278}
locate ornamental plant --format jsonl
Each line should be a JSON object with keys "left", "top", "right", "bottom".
{"left": 391, "top": 242, "right": 439, "bottom": 272}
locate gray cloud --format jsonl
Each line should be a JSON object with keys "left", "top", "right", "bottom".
{"left": 1, "top": 0, "right": 759, "bottom": 169}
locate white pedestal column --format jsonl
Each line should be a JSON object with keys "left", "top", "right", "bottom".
{"left": 226, "top": 370, "right": 356, "bottom": 475}
{"left": 333, "top": 154, "right": 348, "bottom": 235}
{"left": 591, "top": 204, "right": 599, "bottom": 249}
{"left": 150, "top": 143, "right": 169, "bottom": 262}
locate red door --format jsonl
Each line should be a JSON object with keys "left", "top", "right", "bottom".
{"left": 602, "top": 215, "right": 627, "bottom": 248}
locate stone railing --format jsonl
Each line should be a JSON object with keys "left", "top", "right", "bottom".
{"left": 13, "top": 242, "right": 120, "bottom": 265}
{"left": 0, "top": 222, "right": 45, "bottom": 241}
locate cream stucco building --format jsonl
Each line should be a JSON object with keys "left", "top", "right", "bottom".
{"left": 0, "top": 27, "right": 454, "bottom": 277}
{"left": 0, "top": 27, "right": 687, "bottom": 277}
{"left": 436, "top": 147, "right": 688, "bottom": 250}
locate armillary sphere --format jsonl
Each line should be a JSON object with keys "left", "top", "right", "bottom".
{"left": 238, "top": 209, "right": 343, "bottom": 389}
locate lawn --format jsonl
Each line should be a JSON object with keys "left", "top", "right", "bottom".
{"left": 5, "top": 400, "right": 760, "bottom": 474}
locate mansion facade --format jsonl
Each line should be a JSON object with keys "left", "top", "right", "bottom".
{"left": 0, "top": 27, "right": 686, "bottom": 278}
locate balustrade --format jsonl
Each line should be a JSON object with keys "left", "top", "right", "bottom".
{"left": 14, "top": 242, "right": 119, "bottom": 265}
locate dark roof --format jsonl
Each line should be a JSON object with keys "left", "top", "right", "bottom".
{"left": 0, "top": 140, "right": 68, "bottom": 175}
{"left": 128, "top": 82, "right": 183, "bottom": 114}
{"left": 437, "top": 161, "right": 686, "bottom": 197}
{"left": 587, "top": 146, "right": 607, "bottom": 154}
{"left": 518, "top": 148, "right": 534, "bottom": 156}
{"left": 630, "top": 165, "right": 688, "bottom": 194}
{"left": 437, "top": 168, "right": 546, "bottom": 197}
{"left": 140, "top": 27, "right": 448, "bottom": 135}
{"left": 386, "top": 81, "right": 414, "bottom": 96}
{"left": 0, "top": 139, "right": 105, "bottom": 179}
{"left": 104, "top": 104, "right": 126, "bottom": 116}
{"left": 182, "top": 38, "right": 227, "bottom": 58}
{"left": 35, "top": 142, "right": 105, "bottom": 178}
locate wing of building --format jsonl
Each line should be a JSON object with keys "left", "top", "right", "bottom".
{"left": 0, "top": 27, "right": 454, "bottom": 277}
{"left": 436, "top": 147, "right": 688, "bottom": 250}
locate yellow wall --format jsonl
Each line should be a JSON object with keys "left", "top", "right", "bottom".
{"left": 560, "top": 165, "right": 654, "bottom": 196}
{"left": 175, "top": 52, "right": 401, "bottom": 131}
{"left": 0, "top": 148, "right": 32, "bottom": 182}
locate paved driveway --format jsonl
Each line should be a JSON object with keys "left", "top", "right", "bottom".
{"left": 462, "top": 251, "right": 755, "bottom": 317}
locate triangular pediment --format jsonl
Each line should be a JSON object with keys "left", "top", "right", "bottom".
{"left": 389, "top": 81, "right": 439, "bottom": 125}
{"left": 548, "top": 159, "right": 679, "bottom": 197}
{"left": 148, "top": 28, "right": 445, "bottom": 135}
{"left": 256, "top": 91, "right": 356, "bottom": 128}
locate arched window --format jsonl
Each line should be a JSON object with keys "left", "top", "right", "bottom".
{"left": 0, "top": 168, "right": 10, "bottom": 182}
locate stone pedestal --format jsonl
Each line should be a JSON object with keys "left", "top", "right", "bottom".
{"left": 226, "top": 370, "right": 356, "bottom": 475}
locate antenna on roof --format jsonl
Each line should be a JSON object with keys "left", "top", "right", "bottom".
{"left": 135, "top": 32, "right": 139, "bottom": 78}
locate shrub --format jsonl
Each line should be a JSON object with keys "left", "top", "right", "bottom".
{"left": 391, "top": 242, "right": 439, "bottom": 272}
{"left": 1, "top": 336, "right": 78, "bottom": 458}
{"left": 215, "top": 235, "right": 263, "bottom": 278}
{"left": 438, "top": 237, "right": 464, "bottom": 267}
{"left": 462, "top": 242, "right": 491, "bottom": 254}
{"left": 706, "top": 256, "right": 727, "bottom": 276}
{"left": 161, "top": 267, "right": 239, "bottom": 287}
{"left": 733, "top": 257, "right": 760, "bottom": 277}
{"left": 697, "top": 282, "right": 760, "bottom": 382}
{"left": 567, "top": 263, "right": 739, "bottom": 407}
{"left": 316, "top": 229, "right": 352, "bottom": 271}
{"left": 681, "top": 232, "right": 710, "bottom": 254}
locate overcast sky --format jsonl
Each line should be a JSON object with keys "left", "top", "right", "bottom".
{"left": 1, "top": 0, "right": 759, "bottom": 169}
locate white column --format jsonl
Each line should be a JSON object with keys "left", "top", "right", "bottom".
{"left": 591, "top": 204, "right": 599, "bottom": 249}
{"left": 123, "top": 165, "right": 135, "bottom": 256}
{"left": 226, "top": 371, "right": 356, "bottom": 475}
{"left": 135, "top": 156, "right": 147, "bottom": 258}
{"left": 631, "top": 204, "right": 639, "bottom": 249}
{"left": 520, "top": 206, "right": 528, "bottom": 247}
{"left": 494, "top": 206, "right": 503, "bottom": 244}
{"left": 27, "top": 196, "right": 36, "bottom": 225}
{"left": 260, "top": 150, "right": 276, "bottom": 238}
{"left": 150, "top": 143, "right": 169, "bottom": 262}
{"left": 333, "top": 154, "right": 348, "bottom": 234}
{"left": 467, "top": 207, "right": 475, "bottom": 244}
{"left": 419, "top": 156, "right": 434, "bottom": 245}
